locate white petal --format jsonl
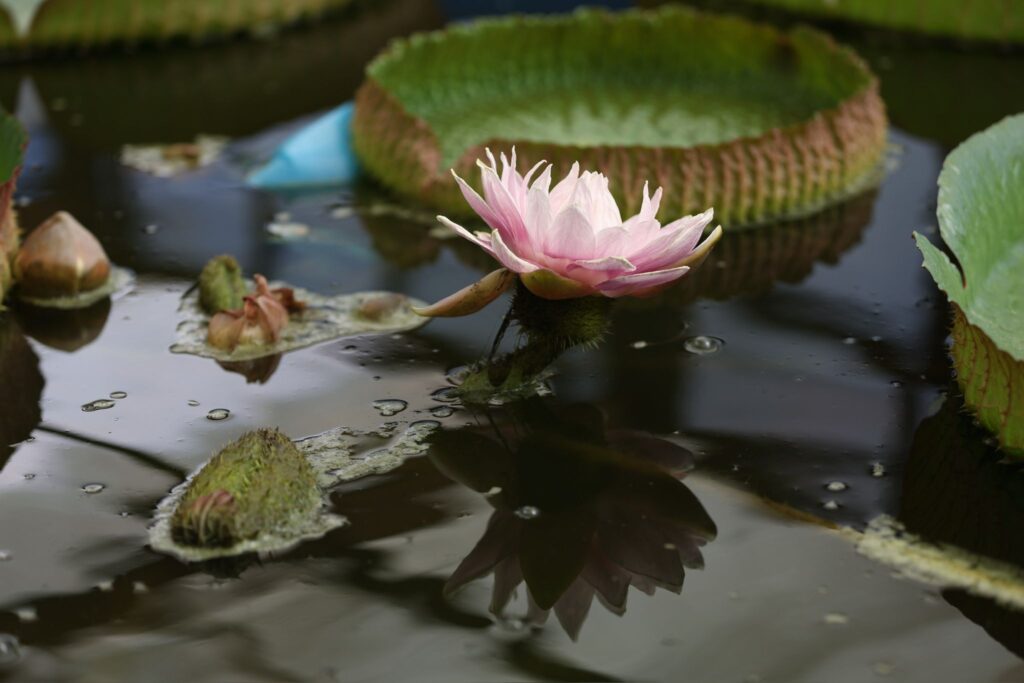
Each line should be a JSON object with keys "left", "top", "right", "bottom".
{"left": 492, "top": 230, "right": 540, "bottom": 274}
{"left": 437, "top": 215, "right": 495, "bottom": 255}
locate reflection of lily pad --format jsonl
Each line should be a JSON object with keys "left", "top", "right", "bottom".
{"left": 353, "top": 6, "right": 887, "bottom": 227}
{"left": 0, "top": 0, "right": 355, "bottom": 55}
{"left": 0, "top": 107, "right": 24, "bottom": 303}
{"left": 149, "top": 420, "right": 438, "bottom": 562}
{"left": 915, "top": 114, "right": 1024, "bottom": 454}
{"left": 699, "top": 0, "right": 1024, "bottom": 44}
{"left": 171, "top": 282, "right": 429, "bottom": 362}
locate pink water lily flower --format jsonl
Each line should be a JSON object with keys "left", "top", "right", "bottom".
{"left": 416, "top": 150, "right": 721, "bottom": 317}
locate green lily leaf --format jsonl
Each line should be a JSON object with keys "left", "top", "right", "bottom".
{"left": 915, "top": 113, "right": 1024, "bottom": 453}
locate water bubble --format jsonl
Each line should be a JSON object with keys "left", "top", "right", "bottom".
{"left": 109, "top": 391, "right": 128, "bottom": 399}
{"left": 823, "top": 612, "right": 849, "bottom": 625}
{"left": 372, "top": 399, "right": 408, "bottom": 417}
{"left": 206, "top": 408, "right": 231, "bottom": 421}
{"left": 82, "top": 483, "right": 105, "bottom": 494}
{"left": 870, "top": 335, "right": 883, "bottom": 342}
{"left": 14, "top": 607, "right": 36, "bottom": 623}
{"left": 430, "top": 405, "right": 455, "bottom": 418}
{"left": 187, "top": 399, "right": 200, "bottom": 407}
{"left": 0, "top": 550, "right": 11, "bottom": 562}
{"left": 870, "top": 462, "right": 886, "bottom": 478}
{"left": 514, "top": 505, "right": 541, "bottom": 520}
{"left": 889, "top": 380, "right": 903, "bottom": 388}
{"left": 842, "top": 337, "right": 857, "bottom": 345}
{"left": 23, "top": 473, "right": 34, "bottom": 481}
{"left": 81, "top": 399, "right": 116, "bottom": 412}
{"left": 825, "top": 481, "right": 848, "bottom": 492}
{"left": 431, "top": 387, "right": 459, "bottom": 403}
{"left": 0, "top": 634, "right": 20, "bottom": 665}
{"left": 683, "top": 335, "right": 723, "bottom": 355}
{"left": 822, "top": 500, "right": 840, "bottom": 511}
{"left": 630, "top": 340, "right": 649, "bottom": 349}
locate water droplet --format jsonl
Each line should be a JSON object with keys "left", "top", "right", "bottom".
{"left": 431, "top": 387, "right": 459, "bottom": 403}
{"left": 630, "top": 340, "right": 649, "bottom": 349}
{"left": 484, "top": 486, "right": 503, "bottom": 497}
{"left": 187, "top": 399, "right": 200, "bottom": 407}
{"left": 430, "top": 405, "right": 455, "bottom": 418}
{"left": 109, "top": 391, "right": 128, "bottom": 399}
{"left": 823, "top": 612, "right": 849, "bottom": 625}
{"left": 822, "top": 500, "right": 840, "bottom": 511}
{"left": 870, "top": 335, "right": 883, "bottom": 342}
{"left": 870, "top": 462, "right": 886, "bottom": 478}
{"left": 0, "top": 550, "right": 11, "bottom": 562}
{"left": 82, "top": 483, "right": 105, "bottom": 494}
{"left": 0, "top": 634, "right": 20, "bottom": 665}
{"left": 144, "top": 224, "right": 159, "bottom": 235}
{"left": 372, "top": 399, "right": 408, "bottom": 417}
{"left": 81, "top": 399, "right": 116, "bottom": 412}
{"left": 514, "top": 505, "right": 540, "bottom": 520}
{"left": 132, "top": 581, "right": 149, "bottom": 594}
{"left": 23, "top": 473, "right": 35, "bottom": 481}
{"left": 842, "top": 336, "right": 857, "bottom": 345}
{"left": 889, "top": 380, "right": 903, "bottom": 388}
{"left": 825, "top": 481, "right": 848, "bottom": 492}
{"left": 206, "top": 408, "right": 231, "bottom": 421}
{"left": 683, "top": 335, "right": 723, "bottom": 355}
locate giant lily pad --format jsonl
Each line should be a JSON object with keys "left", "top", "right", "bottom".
{"left": 915, "top": 114, "right": 1024, "bottom": 454}
{"left": 0, "top": 0, "right": 354, "bottom": 55}
{"left": 0, "top": 107, "right": 25, "bottom": 305}
{"left": 706, "top": 0, "right": 1024, "bottom": 44}
{"left": 352, "top": 6, "right": 887, "bottom": 227}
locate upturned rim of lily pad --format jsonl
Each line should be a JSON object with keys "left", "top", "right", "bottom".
{"left": 915, "top": 113, "right": 1024, "bottom": 453}
{"left": 0, "top": 0, "right": 356, "bottom": 56}
{"left": 678, "top": 0, "right": 1024, "bottom": 45}
{"left": 353, "top": 6, "right": 888, "bottom": 228}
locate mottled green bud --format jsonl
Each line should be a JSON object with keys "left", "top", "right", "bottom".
{"left": 198, "top": 255, "right": 246, "bottom": 315}
{"left": 171, "top": 428, "right": 320, "bottom": 548}
{"left": 0, "top": 255, "right": 11, "bottom": 308}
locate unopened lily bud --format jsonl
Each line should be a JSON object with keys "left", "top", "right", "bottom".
{"left": 170, "top": 429, "right": 319, "bottom": 548}
{"left": 15, "top": 212, "right": 110, "bottom": 298}
{"left": 198, "top": 254, "right": 246, "bottom": 314}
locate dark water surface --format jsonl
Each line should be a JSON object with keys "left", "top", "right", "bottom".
{"left": 2, "top": 2, "right": 1024, "bottom": 681}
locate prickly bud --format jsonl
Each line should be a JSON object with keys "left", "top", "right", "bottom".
{"left": 171, "top": 429, "right": 320, "bottom": 548}
{"left": 198, "top": 255, "right": 246, "bottom": 315}
{"left": 15, "top": 212, "right": 110, "bottom": 298}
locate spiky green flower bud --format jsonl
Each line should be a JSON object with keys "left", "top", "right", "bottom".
{"left": 198, "top": 254, "right": 246, "bottom": 315}
{"left": 171, "top": 428, "right": 320, "bottom": 548}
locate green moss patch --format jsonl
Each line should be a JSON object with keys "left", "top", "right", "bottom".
{"left": 353, "top": 6, "right": 887, "bottom": 227}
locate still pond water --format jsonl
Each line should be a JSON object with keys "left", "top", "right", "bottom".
{"left": 2, "top": 1, "right": 1024, "bottom": 681}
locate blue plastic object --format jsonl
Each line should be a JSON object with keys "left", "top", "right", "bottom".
{"left": 247, "top": 102, "right": 360, "bottom": 189}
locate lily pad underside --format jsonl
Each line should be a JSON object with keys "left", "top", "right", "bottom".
{"left": 0, "top": 0, "right": 355, "bottom": 54}
{"left": 171, "top": 281, "right": 428, "bottom": 362}
{"left": 0, "top": 108, "right": 25, "bottom": 305}
{"left": 915, "top": 113, "right": 1024, "bottom": 454}
{"left": 353, "top": 6, "right": 887, "bottom": 228}
{"left": 716, "top": 0, "right": 1024, "bottom": 44}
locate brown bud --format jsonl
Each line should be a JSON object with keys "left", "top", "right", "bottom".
{"left": 15, "top": 212, "right": 110, "bottom": 298}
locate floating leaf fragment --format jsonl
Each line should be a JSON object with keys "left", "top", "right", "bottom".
{"left": 121, "top": 136, "right": 227, "bottom": 177}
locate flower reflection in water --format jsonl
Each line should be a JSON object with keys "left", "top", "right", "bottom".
{"left": 429, "top": 399, "right": 716, "bottom": 640}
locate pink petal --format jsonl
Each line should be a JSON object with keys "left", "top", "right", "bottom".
{"left": 492, "top": 230, "right": 540, "bottom": 274}
{"left": 548, "top": 162, "right": 580, "bottom": 214}
{"left": 596, "top": 265, "right": 691, "bottom": 298}
{"left": 572, "top": 256, "right": 635, "bottom": 272}
{"left": 546, "top": 206, "right": 597, "bottom": 260}
{"left": 639, "top": 182, "right": 663, "bottom": 221}
{"left": 451, "top": 170, "right": 502, "bottom": 233}
{"left": 523, "top": 185, "right": 552, "bottom": 254}
{"left": 478, "top": 161, "right": 530, "bottom": 249}
{"left": 531, "top": 164, "right": 553, "bottom": 193}
{"left": 437, "top": 215, "right": 495, "bottom": 256}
